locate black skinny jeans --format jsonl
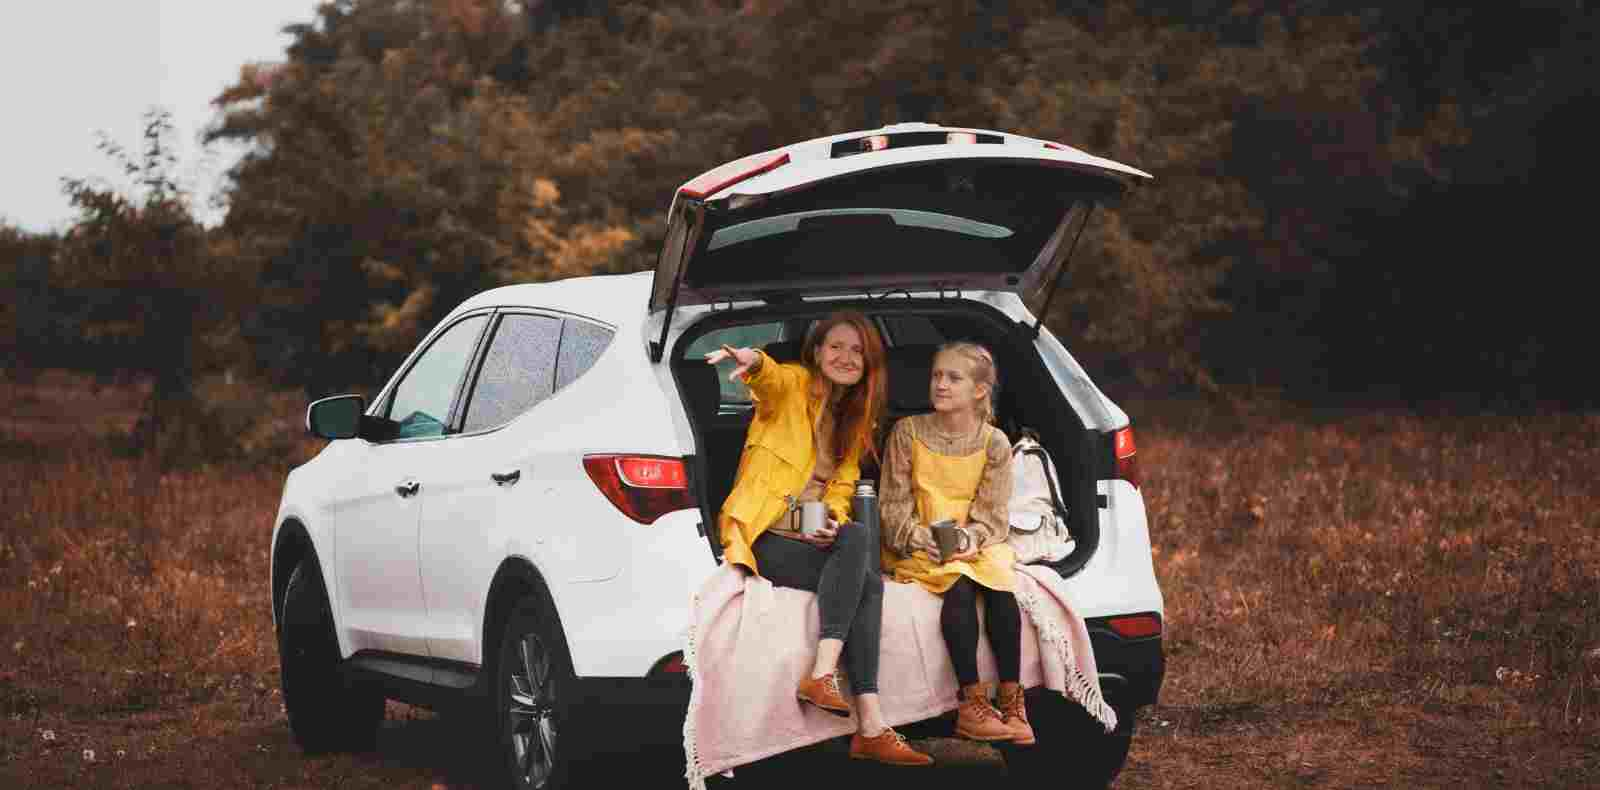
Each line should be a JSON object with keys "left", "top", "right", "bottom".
{"left": 941, "top": 576, "right": 1022, "bottom": 688}
{"left": 751, "top": 519, "right": 883, "bottom": 695}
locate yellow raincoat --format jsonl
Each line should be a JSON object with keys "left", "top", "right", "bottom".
{"left": 717, "top": 351, "right": 861, "bottom": 576}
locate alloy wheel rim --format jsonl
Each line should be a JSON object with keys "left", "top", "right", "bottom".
{"left": 507, "top": 632, "right": 558, "bottom": 788}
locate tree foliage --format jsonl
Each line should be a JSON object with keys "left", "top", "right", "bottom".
{"left": 206, "top": 0, "right": 639, "bottom": 394}
{"left": 47, "top": 110, "right": 256, "bottom": 462}
{"left": 9, "top": 0, "right": 1586, "bottom": 408}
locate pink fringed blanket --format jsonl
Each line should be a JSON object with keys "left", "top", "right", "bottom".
{"left": 681, "top": 563, "right": 1116, "bottom": 790}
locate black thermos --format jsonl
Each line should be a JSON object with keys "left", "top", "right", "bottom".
{"left": 852, "top": 480, "right": 879, "bottom": 532}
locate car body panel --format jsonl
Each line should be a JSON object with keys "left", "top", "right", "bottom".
{"left": 555, "top": 508, "right": 715, "bottom": 676}
{"left": 691, "top": 123, "right": 1151, "bottom": 202}
{"left": 329, "top": 439, "right": 433, "bottom": 657}
{"left": 1058, "top": 481, "right": 1165, "bottom": 620}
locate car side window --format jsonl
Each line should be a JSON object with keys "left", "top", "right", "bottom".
{"left": 460, "top": 313, "right": 561, "bottom": 434}
{"left": 555, "top": 318, "right": 614, "bottom": 390}
{"left": 682, "top": 322, "right": 786, "bottom": 404}
{"left": 385, "top": 314, "right": 488, "bottom": 440}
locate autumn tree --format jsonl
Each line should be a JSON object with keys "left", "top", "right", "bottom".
{"left": 1, "top": 223, "right": 60, "bottom": 380}
{"left": 207, "top": 0, "right": 636, "bottom": 397}
{"left": 200, "top": 0, "right": 1596, "bottom": 404}
{"left": 54, "top": 109, "right": 255, "bottom": 463}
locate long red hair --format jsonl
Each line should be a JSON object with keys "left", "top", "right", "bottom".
{"left": 801, "top": 311, "right": 887, "bottom": 465}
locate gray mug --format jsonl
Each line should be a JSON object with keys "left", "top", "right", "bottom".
{"left": 930, "top": 519, "right": 962, "bottom": 558}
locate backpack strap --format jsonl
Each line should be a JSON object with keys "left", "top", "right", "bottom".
{"left": 1018, "top": 444, "right": 1068, "bottom": 520}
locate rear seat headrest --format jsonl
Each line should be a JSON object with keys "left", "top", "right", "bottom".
{"left": 886, "top": 344, "right": 937, "bottom": 413}
{"left": 763, "top": 339, "right": 803, "bottom": 364}
{"left": 677, "top": 361, "right": 722, "bottom": 425}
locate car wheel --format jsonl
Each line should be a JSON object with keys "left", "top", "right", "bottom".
{"left": 999, "top": 690, "right": 1133, "bottom": 788}
{"left": 491, "top": 593, "right": 578, "bottom": 790}
{"left": 277, "top": 559, "right": 384, "bottom": 753}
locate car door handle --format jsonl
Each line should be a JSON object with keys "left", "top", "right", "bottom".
{"left": 395, "top": 480, "right": 420, "bottom": 497}
{"left": 491, "top": 469, "right": 521, "bottom": 486}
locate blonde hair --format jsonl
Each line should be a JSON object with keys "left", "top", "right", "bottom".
{"left": 935, "top": 341, "right": 1000, "bottom": 425}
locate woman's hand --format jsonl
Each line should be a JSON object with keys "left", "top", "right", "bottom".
{"left": 800, "top": 518, "right": 840, "bottom": 549}
{"left": 703, "top": 344, "right": 760, "bottom": 382}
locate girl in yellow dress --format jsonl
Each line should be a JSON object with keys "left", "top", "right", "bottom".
{"left": 704, "top": 311, "right": 932, "bottom": 766}
{"left": 878, "top": 342, "right": 1035, "bottom": 745}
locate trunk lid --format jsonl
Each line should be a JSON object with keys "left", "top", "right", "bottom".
{"left": 647, "top": 125, "right": 1151, "bottom": 350}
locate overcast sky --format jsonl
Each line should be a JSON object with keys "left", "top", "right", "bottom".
{"left": 1, "top": 1, "right": 320, "bottom": 233}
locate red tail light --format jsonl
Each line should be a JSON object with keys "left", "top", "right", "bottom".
{"left": 1107, "top": 613, "right": 1162, "bottom": 639}
{"left": 651, "top": 651, "right": 689, "bottom": 675}
{"left": 1113, "top": 426, "right": 1139, "bottom": 489}
{"left": 1043, "top": 140, "right": 1067, "bottom": 151}
{"left": 583, "top": 455, "right": 695, "bottom": 524}
{"left": 679, "top": 151, "right": 791, "bottom": 200}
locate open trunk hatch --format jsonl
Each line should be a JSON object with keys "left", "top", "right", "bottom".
{"left": 648, "top": 129, "right": 1150, "bottom": 360}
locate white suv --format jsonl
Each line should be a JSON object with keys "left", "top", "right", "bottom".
{"left": 271, "top": 122, "right": 1165, "bottom": 789}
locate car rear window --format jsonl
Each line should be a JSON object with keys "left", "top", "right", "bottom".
{"left": 707, "top": 209, "right": 1012, "bottom": 251}
{"left": 688, "top": 160, "right": 1106, "bottom": 288}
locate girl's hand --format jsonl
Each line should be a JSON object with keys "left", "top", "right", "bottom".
{"left": 914, "top": 529, "right": 944, "bottom": 564}
{"left": 944, "top": 528, "right": 982, "bottom": 563}
{"left": 801, "top": 518, "right": 839, "bottom": 549}
{"left": 703, "top": 344, "right": 760, "bottom": 382}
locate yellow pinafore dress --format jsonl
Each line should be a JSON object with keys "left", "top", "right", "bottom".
{"left": 881, "top": 426, "right": 1017, "bottom": 594}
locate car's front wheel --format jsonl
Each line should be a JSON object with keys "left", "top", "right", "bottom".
{"left": 277, "top": 559, "right": 384, "bottom": 753}
{"left": 490, "top": 593, "right": 579, "bottom": 790}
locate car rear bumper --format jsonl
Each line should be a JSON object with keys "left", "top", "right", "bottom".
{"left": 1086, "top": 618, "right": 1164, "bottom": 732}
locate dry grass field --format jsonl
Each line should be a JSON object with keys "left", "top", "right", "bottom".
{"left": 2, "top": 371, "right": 1597, "bottom": 788}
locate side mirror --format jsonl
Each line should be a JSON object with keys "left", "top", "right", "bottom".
{"left": 306, "top": 394, "right": 366, "bottom": 440}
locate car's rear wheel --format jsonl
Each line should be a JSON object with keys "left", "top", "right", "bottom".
{"left": 999, "top": 690, "right": 1132, "bottom": 787}
{"left": 490, "top": 593, "right": 579, "bottom": 790}
{"left": 278, "top": 559, "right": 384, "bottom": 753}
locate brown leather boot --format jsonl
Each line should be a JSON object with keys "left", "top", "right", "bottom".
{"left": 849, "top": 727, "right": 934, "bottom": 766}
{"left": 954, "top": 682, "right": 1012, "bottom": 741}
{"left": 796, "top": 670, "right": 851, "bottom": 717}
{"left": 996, "top": 681, "right": 1036, "bottom": 745}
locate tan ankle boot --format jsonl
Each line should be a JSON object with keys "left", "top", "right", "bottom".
{"left": 954, "top": 682, "right": 1012, "bottom": 741}
{"left": 996, "top": 681, "right": 1036, "bottom": 745}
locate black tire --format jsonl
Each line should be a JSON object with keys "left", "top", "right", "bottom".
{"left": 277, "top": 559, "right": 384, "bottom": 754}
{"left": 1000, "top": 690, "right": 1133, "bottom": 788}
{"left": 489, "top": 592, "right": 580, "bottom": 790}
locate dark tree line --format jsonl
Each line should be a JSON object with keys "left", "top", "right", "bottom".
{"left": 3, "top": 0, "right": 1595, "bottom": 422}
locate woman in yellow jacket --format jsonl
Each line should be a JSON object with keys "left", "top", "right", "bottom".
{"left": 704, "top": 310, "right": 930, "bottom": 767}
